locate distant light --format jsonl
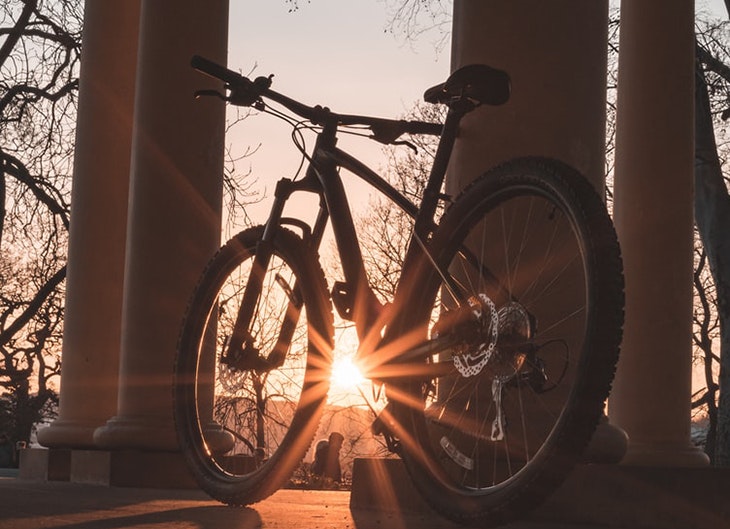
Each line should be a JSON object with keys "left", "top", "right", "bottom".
{"left": 331, "top": 357, "right": 366, "bottom": 390}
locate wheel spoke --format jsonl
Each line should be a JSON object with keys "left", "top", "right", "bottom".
{"left": 398, "top": 159, "right": 622, "bottom": 526}
{"left": 174, "top": 227, "right": 333, "bottom": 505}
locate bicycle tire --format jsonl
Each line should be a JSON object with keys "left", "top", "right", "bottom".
{"left": 174, "top": 226, "right": 333, "bottom": 504}
{"left": 395, "top": 157, "right": 624, "bottom": 526}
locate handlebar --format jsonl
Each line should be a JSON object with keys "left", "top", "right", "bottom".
{"left": 192, "top": 55, "right": 246, "bottom": 85}
{"left": 191, "top": 55, "right": 443, "bottom": 142}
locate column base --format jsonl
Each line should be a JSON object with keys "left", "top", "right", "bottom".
{"left": 200, "top": 422, "right": 235, "bottom": 453}
{"left": 93, "top": 415, "right": 178, "bottom": 451}
{"left": 70, "top": 449, "right": 197, "bottom": 488}
{"left": 583, "top": 415, "right": 629, "bottom": 464}
{"left": 92, "top": 415, "right": 234, "bottom": 453}
{"left": 349, "top": 458, "right": 730, "bottom": 529}
{"left": 36, "top": 418, "right": 107, "bottom": 449}
{"left": 350, "top": 457, "right": 432, "bottom": 513}
{"left": 18, "top": 447, "right": 197, "bottom": 488}
{"left": 536, "top": 464, "right": 728, "bottom": 529}
{"left": 18, "top": 448, "right": 71, "bottom": 481}
{"left": 620, "top": 442, "right": 710, "bottom": 467}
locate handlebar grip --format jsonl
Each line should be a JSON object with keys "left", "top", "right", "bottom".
{"left": 191, "top": 55, "right": 245, "bottom": 85}
{"left": 405, "top": 121, "right": 443, "bottom": 136}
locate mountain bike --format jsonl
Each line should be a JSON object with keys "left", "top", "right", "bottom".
{"left": 173, "top": 55, "right": 624, "bottom": 526}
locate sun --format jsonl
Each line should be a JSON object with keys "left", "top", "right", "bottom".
{"left": 331, "top": 356, "right": 366, "bottom": 390}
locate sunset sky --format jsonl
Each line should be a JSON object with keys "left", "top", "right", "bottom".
{"left": 225, "top": 0, "right": 727, "bottom": 222}
{"left": 224, "top": 0, "right": 728, "bottom": 396}
{"left": 226, "top": 1, "right": 450, "bottom": 220}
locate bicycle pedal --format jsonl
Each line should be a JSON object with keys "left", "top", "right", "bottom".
{"left": 372, "top": 402, "right": 398, "bottom": 434}
{"left": 371, "top": 406, "right": 401, "bottom": 454}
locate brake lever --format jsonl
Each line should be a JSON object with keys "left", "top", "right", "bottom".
{"left": 371, "top": 122, "right": 408, "bottom": 148}
{"left": 393, "top": 139, "right": 418, "bottom": 154}
{"left": 194, "top": 89, "right": 226, "bottom": 101}
{"left": 194, "top": 88, "right": 267, "bottom": 112}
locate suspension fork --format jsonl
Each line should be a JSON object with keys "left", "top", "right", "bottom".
{"left": 225, "top": 176, "right": 327, "bottom": 369}
{"left": 266, "top": 198, "right": 330, "bottom": 368}
{"left": 224, "top": 192, "right": 286, "bottom": 368}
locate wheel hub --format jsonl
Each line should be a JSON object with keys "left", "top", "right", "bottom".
{"left": 489, "top": 301, "right": 533, "bottom": 377}
{"left": 434, "top": 296, "right": 534, "bottom": 378}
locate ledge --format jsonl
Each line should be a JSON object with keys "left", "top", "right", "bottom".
{"left": 19, "top": 448, "right": 197, "bottom": 489}
{"left": 350, "top": 457, "right": 730, "bottom": 529}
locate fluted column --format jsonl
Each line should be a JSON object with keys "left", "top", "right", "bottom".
{"left": 449, "top": 0, "right": 609, "bottom": 191}
{"left": 94, "top": 0, "right": 228, "bottom": 450}
{"left": 37, "top": 0, "right": 140, "bottom": 449}
{"left": 610, "top": 0, "right": 709, "bottom": 467}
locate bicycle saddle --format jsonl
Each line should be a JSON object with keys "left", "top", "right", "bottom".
{"left": 424, "top": 64, "right": 510, "bottom": 106}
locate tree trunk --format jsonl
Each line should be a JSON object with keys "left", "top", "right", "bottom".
{"left": 694, "top": 249, "right": 719, "bottom": 462}
{"left": 694, "top": 58, "right": 730, "bottom": 465}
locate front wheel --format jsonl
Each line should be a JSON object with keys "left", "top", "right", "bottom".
{"left": 397, "top": 158, "right": 624, "bottom": 526}
{"left": 174, "top": 226, "right": 333, "bottom": 505}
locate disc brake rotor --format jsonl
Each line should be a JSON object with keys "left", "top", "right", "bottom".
{"left": 452, "top": 294, "right": 499, "bottom": 377}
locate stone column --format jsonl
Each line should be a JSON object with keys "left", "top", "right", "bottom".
{"left": 449, "top": 0, "right": 609, "bottom": 191}
{"left": 610, "top": 0, "right": 709, "bottom": 466}
{"left": 94, "top": 0, "right": 228, "bottom": 450}
{"left": 37, "top": 0, "right": 140, "bottom": 449}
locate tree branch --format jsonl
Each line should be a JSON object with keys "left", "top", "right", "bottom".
{"left": 0, "top": 0, "right": 37, "bottom": 68}
{"left": 2, "top": 152, "right": 70, "bottom": 229}
{"left": 697, "top": 43, "right": 730, "bottom": 85}
{"left": 0, "top": 265, "right": 66, "bottom": 347}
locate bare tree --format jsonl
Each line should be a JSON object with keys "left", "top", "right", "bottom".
{"left": 382, "top": 0, "right": 451, "bottom": 53}
{"left": 0, "top": 0, "right": 81, "bottom": 449}
{"left": 694, "top": 17, "right": 730, "bottom": 464}
{"left": 692, "top": 246, "right": 720, "bottom": 459}
{"left": 357, "top": 101, "right": 445, "bottom": 303}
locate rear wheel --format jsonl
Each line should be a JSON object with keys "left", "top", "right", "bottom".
{"left": 174, "top": 226, "right": 333, "bottom": 504}
{"left": 397, "top": 158, "right": 623, "bottom": 526}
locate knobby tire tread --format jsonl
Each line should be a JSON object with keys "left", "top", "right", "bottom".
{"left": 397, "top": 157, "right": 624, "bottom": 526}
{"left": 173, "top": 226, "right": 333, "bottom": 506}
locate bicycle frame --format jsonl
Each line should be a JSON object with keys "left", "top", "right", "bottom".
{"left": 180, "top": 58, "right": 625, "bottom": 524}
{"left": 226, "top": 103, "right": 471, "bottom": 379}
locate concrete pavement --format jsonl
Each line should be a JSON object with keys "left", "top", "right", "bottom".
{"left": 0, "top": 476, "right": 611, "bottom": 529}
{"left": 5, "top": 458, "right": 730, "bottom": 528}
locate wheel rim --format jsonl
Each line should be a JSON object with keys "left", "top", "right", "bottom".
{"left": 189, "top": 244, "right": 323, "bottom": 483}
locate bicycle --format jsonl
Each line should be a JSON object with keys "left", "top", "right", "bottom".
{"left": 173, "top": 55, "right": 624, "bottom": 527}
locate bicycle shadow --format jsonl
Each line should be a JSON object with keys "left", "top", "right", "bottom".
{"left": 31, "top": 505, "right": 262, "bottom": 529}
{"left": 350, "top": 507, "right": 464, "bottom": 529}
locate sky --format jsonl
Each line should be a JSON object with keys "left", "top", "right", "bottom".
{"left": 227, "top": 0, "right": 729, "bottom": 223}
{"left": 224, "top": 1, "right": 454, "bottom": 403}
{"left": 226, "top": 0, "right": 451, "bottom": 221}
{"left": 224, "top": 1, "right": 730, "bottom": 400}
{"left": 229, "top": 1, "right": 449, "bottom": 117}
{"left": 702, "top": 0, "right": 728, "bottom": 17}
